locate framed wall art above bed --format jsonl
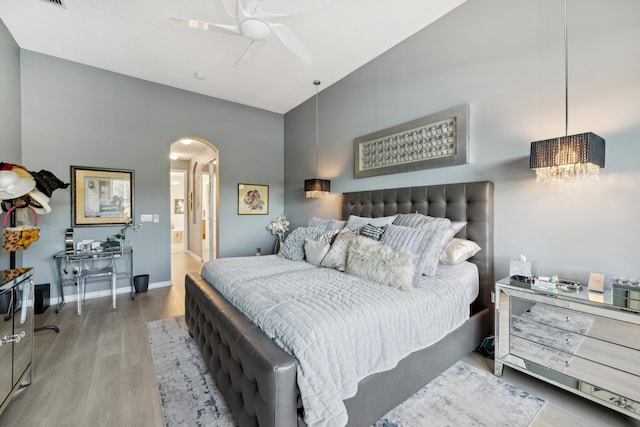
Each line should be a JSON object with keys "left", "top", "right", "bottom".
{"left": 354, "top": 104, "right": 469, "bottom": 178}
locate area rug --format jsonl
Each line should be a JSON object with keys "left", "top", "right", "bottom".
{"left": 148, "top": 316, "right": 545, "bottom": 427}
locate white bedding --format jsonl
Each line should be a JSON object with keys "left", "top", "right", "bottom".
{"left": 436, "top": 261, "right": 479, "bottom": 303}
{"left": 201, "top": 255, "right": 477, "bottom": 427}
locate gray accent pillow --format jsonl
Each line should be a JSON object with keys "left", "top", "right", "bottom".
{"left": 304, "top": 239, "right": 331, "bottom": 266}
{"left": 278, "top": 227, "right": 324, "bottom": 261}
{"left": 308, "top": 217, "right": 347, "bottom": 232}
{"left": 317, "top": 229, "right": 340, "bottom": 245}
{"left": 393, "top": 214, "right": 466, "bottom": 275}
{"left": 346, "top": 236, "right": 414, "bottom": 291}
{"left": 345, "top": 214, "right": 397, "bottom": 233}
{"left": 320, "top": 229, "right": 358, "bottom": 271}
{"left": 380, "top": 224, "right": 432, "bottom": 285}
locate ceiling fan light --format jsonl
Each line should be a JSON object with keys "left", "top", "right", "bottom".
{"left": 240, "top": 18, "right": 271, "bottom": 40}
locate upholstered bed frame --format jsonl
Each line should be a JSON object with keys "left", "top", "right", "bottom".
{"left": 185, "top": 180, "right": 494, "bottom": 427}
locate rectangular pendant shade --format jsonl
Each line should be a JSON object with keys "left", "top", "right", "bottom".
{"left": 530, "top": 132, "right": 605, "bottom": 169}
{"left": 304, "top": 178, "right": 330, "bottom": 198}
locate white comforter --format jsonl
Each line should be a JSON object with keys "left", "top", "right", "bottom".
{"left": 201, "top": 255, "right": 471, "bottom": 427}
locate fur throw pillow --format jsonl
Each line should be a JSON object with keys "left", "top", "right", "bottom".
{"left": 346, "top": 236, "right": 415, "bottom": 291}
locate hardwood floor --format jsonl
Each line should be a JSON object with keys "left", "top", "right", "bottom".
{"left": 1, "top": 252, "right": 637, "bottom": 426}
{"left": 0, "top": 252, "right": 200, "bottom": 427}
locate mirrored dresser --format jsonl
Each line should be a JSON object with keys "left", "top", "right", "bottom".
{"left": 495, "top": 277, "right": 640, "bottom": 420}
{"left": 0, "top": 268, "right": 34, "bottom": 416}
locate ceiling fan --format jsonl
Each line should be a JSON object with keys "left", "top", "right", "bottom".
{"left": 170, "top": 0, "right": 328, "bottom": 67}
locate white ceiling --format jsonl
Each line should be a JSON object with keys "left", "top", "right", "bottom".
{"left": 0, "top": 0, "right": 466, "bottom": 114}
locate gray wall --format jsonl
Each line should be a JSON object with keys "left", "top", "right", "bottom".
{"left": 0, "top": 19, "right": 22, "bottom": 271}
{"left": 284, "top": 0, "right": 640, "bottom": 284}
{"left": 17, "top": 51, "right": 283, "bottom": 297}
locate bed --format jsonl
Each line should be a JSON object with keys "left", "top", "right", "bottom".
{"left": 185, "top": 180, "right": 494, "bottom": 427}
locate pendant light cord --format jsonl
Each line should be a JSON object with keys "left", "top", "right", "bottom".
{"left": 314, "top": 80, "right": 321, "bottom": 179}
{"left": 564, "top": 0, "right": 568, "bottom": 138}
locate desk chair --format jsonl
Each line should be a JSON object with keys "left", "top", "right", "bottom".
{"left": 74, "top": 251, "right": 117, "bottom": 316}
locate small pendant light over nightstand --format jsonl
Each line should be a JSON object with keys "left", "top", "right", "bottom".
{"left": 305, "top": 80, "right": 330, "bottom": 198}
{"left": 529, "top": 0, "right": 605, "bottom": 183}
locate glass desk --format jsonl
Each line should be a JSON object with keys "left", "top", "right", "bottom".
{"left": 53, "top": 248, "right": 134, "bottom": 313}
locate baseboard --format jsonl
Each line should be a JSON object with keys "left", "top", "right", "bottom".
{"left": 186, "top": 250, "right": 204, "bottom": 263}
{"left": 44, "top": 280, "right": 173, "bottom": 305}
{"left": 149, "top": 281, "right": 172, "bottom": 289}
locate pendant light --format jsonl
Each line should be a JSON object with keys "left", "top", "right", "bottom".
{"left": 305, "top": 80, "right": 330, "bottom": 198}
{"left": 529, "top": 0, "right": 605, "bottom": 183}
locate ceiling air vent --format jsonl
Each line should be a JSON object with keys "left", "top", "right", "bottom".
{"left": 40, "top": 0, "right": 65, "bottom": 8}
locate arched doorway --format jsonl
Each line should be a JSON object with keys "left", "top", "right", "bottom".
{"left": 169, "top": 137, "right": 219, "bottom": 284}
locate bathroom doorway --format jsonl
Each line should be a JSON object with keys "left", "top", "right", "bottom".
{"left": 169, "top": 137, "right": 219, "bottom": 285}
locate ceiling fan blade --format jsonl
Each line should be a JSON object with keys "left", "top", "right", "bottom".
{"left": 235, "top": 0, "right": 252, "bottom": 21}
{"left": 234, "top": 40, "right": 267, "bottom": 67}
{"left": 212, "top": 0, "right": 235, "bottom": 19}
{"left": 169, "top": 16, "right": 241, "bottom": 36}
{"left": 254, "top": 0, "right": 330, "bottom": 18}
{"left": 268, "top": 22, "right": 312, "bottom": 64}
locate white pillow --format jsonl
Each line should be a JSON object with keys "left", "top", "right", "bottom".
{"left": 346, "top": 236, "right": 415, "bottom": 291}
{"left": 304, "top": 239, "right": 331, "bottom": 266}
{"left": 439, "top": 238, "right": 481, "bottom": 265}
{"left": 345, "top": 214, "right": 397, "bottom": 233}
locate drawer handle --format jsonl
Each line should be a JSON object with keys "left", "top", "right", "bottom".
{"left": 564, "top": 316, "right": 571, "bottom": 322}
{"left": 565, "top": 338, "right": 572, "bottom": 344}
{"left": 0, "top": 331, "right": 26, "bottom": 346}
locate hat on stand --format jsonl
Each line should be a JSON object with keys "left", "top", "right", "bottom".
{"left": 0, "top": 170, "right": 36, "bottom": 200}
{"left": 26, "top": 189, "right": 53, "bottom": 215}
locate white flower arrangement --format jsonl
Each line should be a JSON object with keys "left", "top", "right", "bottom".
{"left": 266, "top": 215, "right": 289, "bottom": 236}
{"left": 113, "top": 217, "right": 142, "bottom": 240}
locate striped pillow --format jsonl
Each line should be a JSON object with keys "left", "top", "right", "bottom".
{"left": 380, "top": 224, "right": 432, "bottom": 285}
{"left": 360, "top": 224, "right": 386, "bottom": 241}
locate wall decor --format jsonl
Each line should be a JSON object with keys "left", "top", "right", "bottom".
{"left": 353, "top": 105, "right": 469, "bottom": 178}
{"left": 174, "top": 198, "right": 184, "bottom": 214}
{"left": 238, "top": 184, "right": 268, "bottom": 215}
{"left": 71, "top": 166, "right": 134, "bottom": 226}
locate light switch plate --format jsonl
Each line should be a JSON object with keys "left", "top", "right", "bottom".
{"left": 140, "top": 214, "right": 153, "bottom": 222}
{"left": 153, "top": 214, "right": 160, "bottom": 223}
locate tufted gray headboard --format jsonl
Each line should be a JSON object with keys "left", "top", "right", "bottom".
{"left": 342, "top": 181, "right": 494, "bottom": 315}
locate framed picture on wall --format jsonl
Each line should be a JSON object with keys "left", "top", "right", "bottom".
{"left": 71, "top": 165, "right": 134, "bottom": 226}
{"left": 174, "top": 198, "right": 184, "bottom": 214}
{"left": 237, "top": 184, "right": 268, "bottom": 215}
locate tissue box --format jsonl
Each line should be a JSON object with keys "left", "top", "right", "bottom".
{"left": 509, "top": 259, "right": 535, "bottom": 278}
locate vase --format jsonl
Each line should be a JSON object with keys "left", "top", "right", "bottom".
{"left": 274, "top": 234, "right": 284, "bottom": 254}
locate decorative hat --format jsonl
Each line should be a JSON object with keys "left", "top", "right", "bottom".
{"left": 0, "top": 170, "right": 36, "bottom": 200}
{"left": 29, "top": 169, "right": 70, "bottom": 197}
{"left": 26, "top": 189, "right": 52, "bottom": 215}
